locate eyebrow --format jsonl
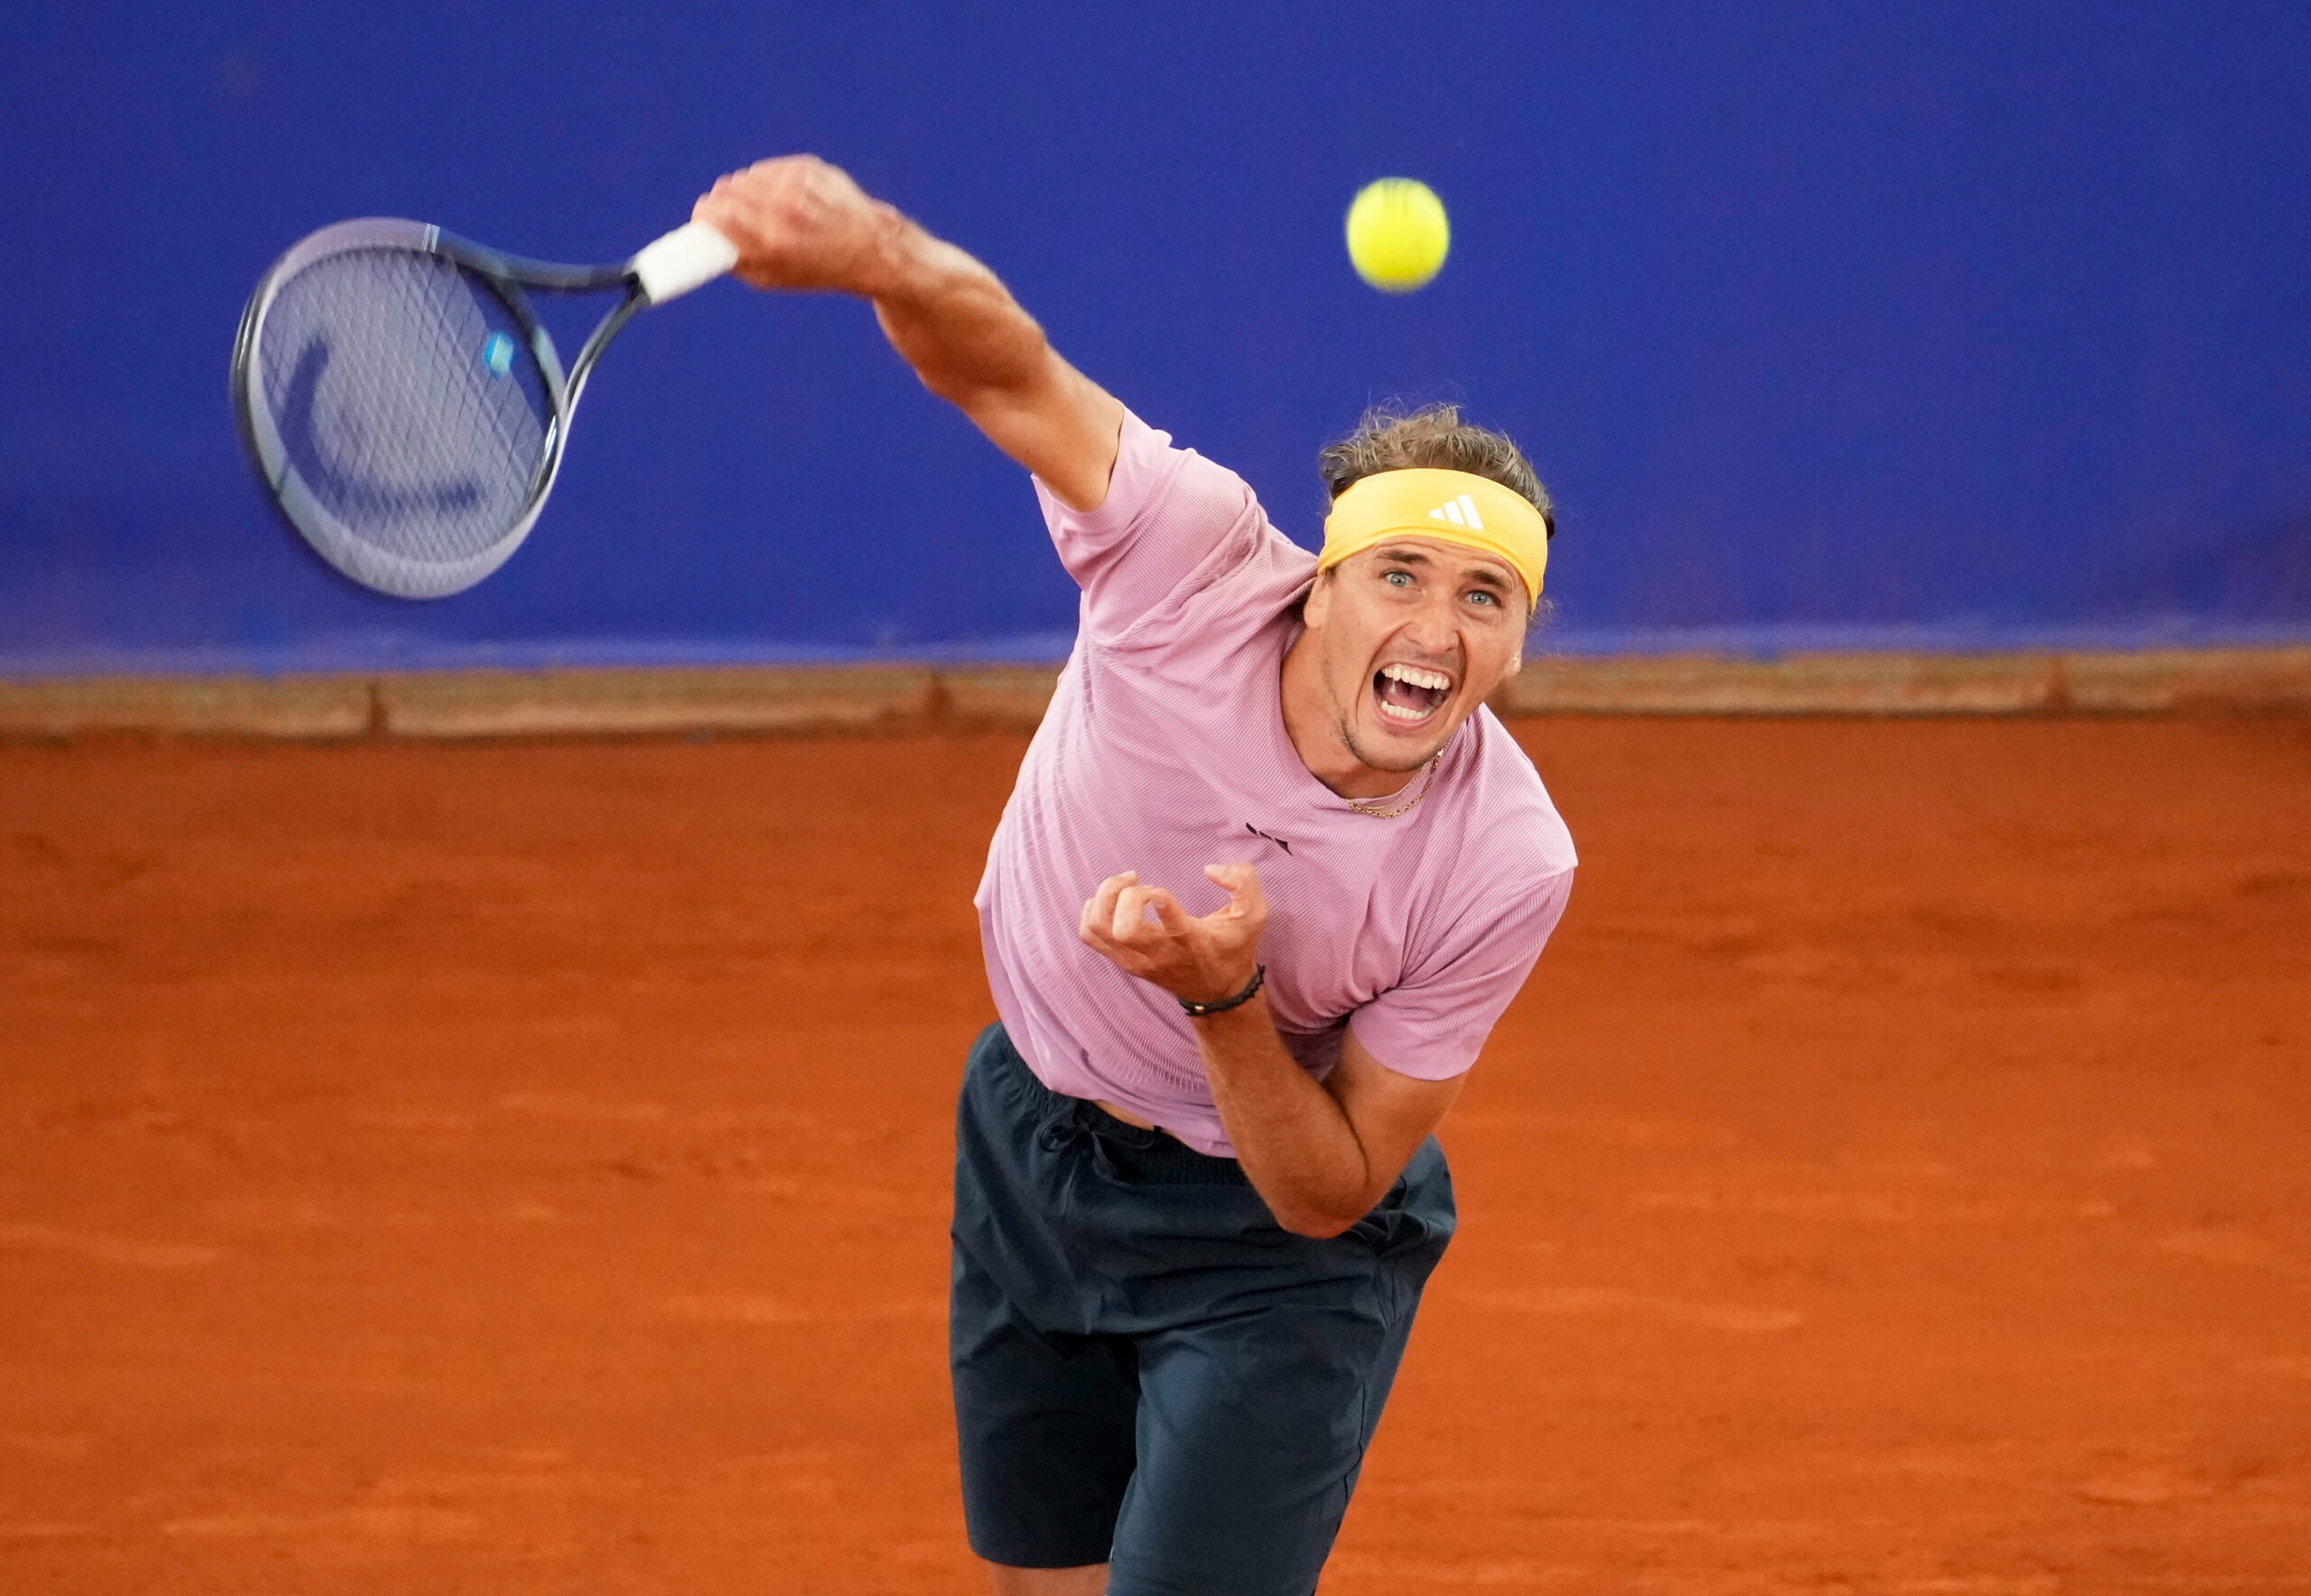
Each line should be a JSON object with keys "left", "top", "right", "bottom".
{"left": 1374, "top": 543, "right": 1512, "bottom": 591}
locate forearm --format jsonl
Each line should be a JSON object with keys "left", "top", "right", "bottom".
{"left": 1193, "top": 997, "right": 1382, "bottom": 1239}
{"left": 857, "top": 211, "right": 1052, "bottom": 404}
{"left": 1077, "top": 865, "right": 1462, "bottom": 1232}
{"left": 862, "top": 214, "right": 1118, "bottom": 507}
{"left": 696, "top": 155, "right": 1118, "bottom": 507}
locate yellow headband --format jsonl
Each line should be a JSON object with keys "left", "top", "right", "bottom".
{"left": 1319, "top": 469, "right": 1548, "bottom": 602}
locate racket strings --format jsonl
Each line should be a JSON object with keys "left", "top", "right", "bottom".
{"left": 257, "top": 248, "right": 552, "bottom": 570}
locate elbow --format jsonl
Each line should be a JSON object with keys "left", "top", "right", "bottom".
{"left": 1265, "top": 1176, "right": 1389, "bottom": 1239}
{"left": 915, "top": 366, "right": 1036, "bottom": 424}
{"left": 914, "top": 367, "right": 986, "bottom": 408}
{"left": 1274, "top": 1205, "right": 1360, "bottom": 1241}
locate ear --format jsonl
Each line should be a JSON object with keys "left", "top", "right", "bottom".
{"left": 1303, "top": 567, "right": 1335, "bottom": 628}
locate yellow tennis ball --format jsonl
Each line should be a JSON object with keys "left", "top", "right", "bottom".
{"left": 1345, "top": 178, "right": 1451, "bottom": 293}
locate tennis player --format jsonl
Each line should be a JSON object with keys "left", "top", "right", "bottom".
{"left": 697, "top": 157, "right": 1576, "bottom": 1596}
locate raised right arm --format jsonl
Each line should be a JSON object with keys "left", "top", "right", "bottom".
{"left": 693, "top": 155, "right": 1123, "bottom": 512}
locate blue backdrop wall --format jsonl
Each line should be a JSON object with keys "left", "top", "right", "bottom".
{"left": 4, "top": 1, "right": 2308, "bottom": 673}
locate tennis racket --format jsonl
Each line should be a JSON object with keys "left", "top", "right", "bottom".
{"left": 231, "top": 217, "right": 738, "bottom": 599}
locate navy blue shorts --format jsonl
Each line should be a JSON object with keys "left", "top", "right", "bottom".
{"left": 949, "top": 1022, "right": 1455, "bottom": 1596}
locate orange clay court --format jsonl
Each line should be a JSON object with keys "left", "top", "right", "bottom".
{"left": 3, "top": 712, "right": 2308, "bottom": 1595}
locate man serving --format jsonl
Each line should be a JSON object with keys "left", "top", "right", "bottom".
{"left": 696, "top": 156, "right": 1576, "bottom": 1596}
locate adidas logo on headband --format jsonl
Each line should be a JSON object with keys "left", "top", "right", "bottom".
{"left": 1320, "top": 468, "right": 1546, "bottom": 599}
{"left": 1427, "top": 494, "right": 1485, "bottom": 531}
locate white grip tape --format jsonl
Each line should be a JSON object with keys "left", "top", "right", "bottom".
{"left": 630, "top": 222, "right": 739, "bottom": 305}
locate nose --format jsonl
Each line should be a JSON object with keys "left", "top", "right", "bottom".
{"left": 1398, "top": 588, "right": 1462, "bottom": 654}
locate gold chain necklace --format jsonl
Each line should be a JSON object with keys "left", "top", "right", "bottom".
{"left": 1342, "top": 754, "right": 1443, "bottom": 820}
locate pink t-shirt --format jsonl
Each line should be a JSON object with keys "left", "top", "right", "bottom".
{"left": 974, "top": 411, "right": 1577, "bottom": 1157}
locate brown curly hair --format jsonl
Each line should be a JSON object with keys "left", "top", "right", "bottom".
{"left": 1316, "top": 404, "right": 1554, "bottom": 541}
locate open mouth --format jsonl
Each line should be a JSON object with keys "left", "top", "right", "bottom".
{"left": 1372, "top": 662, "right": 1453, "bottom": 726}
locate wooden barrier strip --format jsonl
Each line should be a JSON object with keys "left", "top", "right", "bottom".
{"left": 2, "top": 649, "right": 2306, "bottom": 739}
{"left": 1499, "top": 647, "right": 2311, "bottom": 716}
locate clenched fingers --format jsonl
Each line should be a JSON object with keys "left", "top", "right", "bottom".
{"left": 690, "top": 154, "right": 879, "bottom": 292}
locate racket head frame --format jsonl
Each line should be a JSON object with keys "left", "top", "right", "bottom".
{"left": 230, "top": 217, "right": 645, "bottom": 599}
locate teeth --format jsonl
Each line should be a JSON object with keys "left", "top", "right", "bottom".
{"left": 1380, "top": 663, "right": 1452, "bottom": 692}
{"left": 1375, "top": 661, "right": 1452, "bottom": 724}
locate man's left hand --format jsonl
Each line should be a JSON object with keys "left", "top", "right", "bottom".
{"left": 1079, "top": 864, "right": 1266, "bottom": 1007}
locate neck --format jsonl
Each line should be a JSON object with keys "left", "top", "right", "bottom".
{"left": 1278, "top": 628, "right": 1430, "bottom": 800}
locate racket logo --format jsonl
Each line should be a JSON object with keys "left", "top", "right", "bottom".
{"left": 481, "top": 332, "right": 516, "bottom": 378}
{"left": 278, "top": 340, "right": 486, "bottom": 521}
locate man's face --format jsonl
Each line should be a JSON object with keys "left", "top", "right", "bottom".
{"left": 1297, "top": 536, "right": 1528, "bottom": 775}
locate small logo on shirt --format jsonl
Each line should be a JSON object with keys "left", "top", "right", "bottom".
{"left": 1427, "top": 493, "right": 1485, "bottom": 531}
{"left": 1244, "top": 823, "right": 1293, "bottom": 855}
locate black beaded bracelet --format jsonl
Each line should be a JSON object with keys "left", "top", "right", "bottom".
{"left": 1178, "top": 963, "right": 1267, "bottom": 1017}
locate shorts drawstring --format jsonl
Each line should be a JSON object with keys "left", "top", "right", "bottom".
{"left": 1037, "top": 1099, "right": 1160, "bottom": 1183}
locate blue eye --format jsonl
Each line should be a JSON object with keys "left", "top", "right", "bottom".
{"left": 1384, "top": 570, "right": 1413, "bottom": 587}
{"left": 1468, "top": 589, "right": 1498, "bottom": 607}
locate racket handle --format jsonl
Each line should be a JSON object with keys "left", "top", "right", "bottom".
{"left": 631, "top": 222, "right": 739, "bottom": 306}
